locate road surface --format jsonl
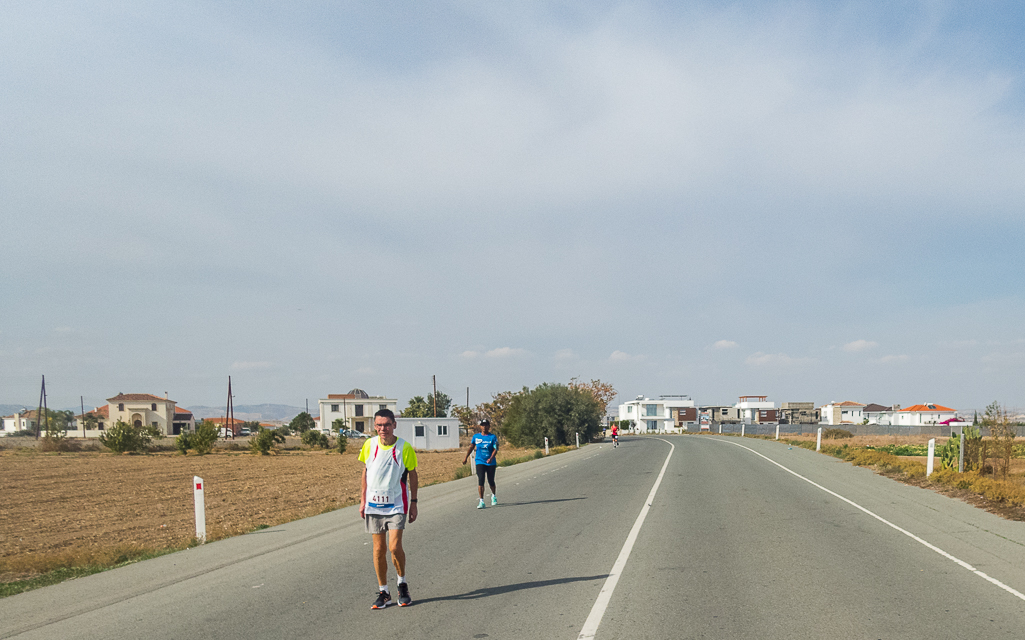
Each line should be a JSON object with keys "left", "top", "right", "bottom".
{"left": 4, "top": 435, "right": 1025, "bottom": 639}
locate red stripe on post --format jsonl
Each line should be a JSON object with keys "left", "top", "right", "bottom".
{"left": 196, "top": 482, "right": 202, "bottom": 490}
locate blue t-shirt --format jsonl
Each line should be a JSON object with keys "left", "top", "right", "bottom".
{"left": 473, "top": 433, "right": 498, "bottom": 466}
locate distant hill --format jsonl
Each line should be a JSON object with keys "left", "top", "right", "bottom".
{"left": 0, "top": 404, "right": 31, "bottom": 417}
{"left": 184, "top": 404, "right": 306, "bottom": 422}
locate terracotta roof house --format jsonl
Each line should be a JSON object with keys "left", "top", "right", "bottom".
{"left": 820, "top": 401, "right": 866, "bottom": 425}
{"left": 73, "top": 405, "right": 110, "bottom": 432}
{"left": 863, "top": 403, "right": 900, "bottom": 425}
{"left": 2, "top": 409, "right": 40, "bottom": 434}
{"left": 106, "top": 393, "right": 181, "bottom": 436}
{"left": 895, "top": 404, "right": 957, "bottom": 426}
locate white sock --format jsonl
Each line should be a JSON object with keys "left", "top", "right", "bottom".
{"left": 397, "top": 575, "right": 406, "bottom": 585}
{"left": 379, "top": 585, "right": 389, "bottom": 593}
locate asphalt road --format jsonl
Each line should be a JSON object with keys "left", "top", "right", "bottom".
{"left": 4, "top": 436, "right": 1025, "bottom": 639}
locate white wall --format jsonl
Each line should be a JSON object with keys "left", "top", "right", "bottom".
{"left": 394, "top": 418, "right": 460, "bottom": 450}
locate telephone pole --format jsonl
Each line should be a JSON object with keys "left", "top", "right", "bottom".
{"left": 432, "top": 375, "right": 437, "bottom": 418}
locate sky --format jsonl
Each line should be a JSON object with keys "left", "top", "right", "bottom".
{"left": 2, "top": 1, "right": 1024, "bottom": 414}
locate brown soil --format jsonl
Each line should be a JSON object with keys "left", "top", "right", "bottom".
{"left": 0, "top": 439, "right": 529, "bottom": 571}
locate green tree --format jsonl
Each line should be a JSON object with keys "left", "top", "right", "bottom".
{"left": 99, "top": 419, "right": 152, "bottom": 453}
{"left": 190, "top": 420, "right": 219, "bottom": 454}
{"left": 289, "top": 412, "right": 316, "bottom": 434}
{"left": 332, "top": 417, "right": 348, "bottom": 433}
{"left": 250, "top": 427, "right": 286, "bottom": 455}
{"left": 402, "top": 392, "right": 452, "bottom": 418}
{"left": 503, "top": 383, "right": 602, "bottom": 448}
{"left": 242, "top": 420, "right": 262, "bottom": 433}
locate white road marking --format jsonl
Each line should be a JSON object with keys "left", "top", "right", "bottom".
{"left": 577, "top": 438, "right": 675, "bottom": 640}
{"left": 721, "top": 438, "right": 1025, "bottom": 603}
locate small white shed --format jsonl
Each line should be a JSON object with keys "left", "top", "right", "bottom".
{"left": 394, "top": 418, "right": 460, "bottom": 450}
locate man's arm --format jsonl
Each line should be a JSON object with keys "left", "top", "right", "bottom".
{"left": 359, "top": 466, "right": 367, "bottom": 519}
{"left": 407, "top": 469, "right": 418, "bottom": 523}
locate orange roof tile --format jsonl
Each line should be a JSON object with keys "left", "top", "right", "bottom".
{"left": 900, "top": 404, "right": 955, "bottom": 412}
{"left": 833, "top": 401, "right": 865, "bottom": 407}
{"left": 107, "top": 393, "right": 175, "bottom": 403}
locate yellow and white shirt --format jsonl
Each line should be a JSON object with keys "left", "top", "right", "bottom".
{"left": 359, "top": 436, "right": 418, "bottom": 516}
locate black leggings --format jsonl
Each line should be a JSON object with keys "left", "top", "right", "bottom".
{"left": 476, "top": 464, "right": 497, "bottom": 487}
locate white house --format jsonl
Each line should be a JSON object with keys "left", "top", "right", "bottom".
{"left": 2, "top": 409, "right": 39, "bottom": 435}
{"left": 617, "top": 396, "right": 696, "bottom": 433}
{"left": 863, "top": 403, "right": 900, "bottom": 425}
{"left": 895, "top": 404, "right": 957, "bottom": 426}
{"left": 395, "top": 418, "right": 460, "bottom": 450}
{"left": 736, "top": 396, "right": 776, "bottom": 423}
{"left": 819, "top": 401, "right": 866, "bottom": 425}
{"left": 319, "top": 389, "right": 398, "bottom": 435}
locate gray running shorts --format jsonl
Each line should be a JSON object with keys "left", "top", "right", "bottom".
{"left": 365, "top": 512, "right": 407, "bottom": 534}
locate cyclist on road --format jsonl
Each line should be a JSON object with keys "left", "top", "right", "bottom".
{"left": 464, "top": 418, "right": 498, "bottom": 508}
{"left": 610, "top": 424, "right": 619, "bottom": 448}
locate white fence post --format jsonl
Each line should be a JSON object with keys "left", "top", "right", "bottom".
{"left": 193, "top": 476, "right": 206, "bottom": 543}
{"left": 576, "top": 432, "right": 580, "bottom": 448}
{"left": 927, "top": 438, "right": 936, "bottom": 477}
{"left": 741, "top": 423, "right": 745, "bottom": 437}
{"left": 775, "top": 423, "right": 780, "bottom": 441}
{"left": 958, "top": 426, "right": 965, "bottom": 473}
{"left": 718, "top": 423, "right": 722, "bottom": 434}
{"left": 544, "top": 437, "right": 549, "bottom": 455}
{"left": 816, "top": 427, "right": 822, "bottom": 451}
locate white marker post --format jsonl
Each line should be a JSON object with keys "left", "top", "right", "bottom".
{"left": 741, "top": 423, "right": 745, "bottom": 438}
{"left": 775, "top": 423, "right": 780, "bottom": 441}
{"left": 816, "top": 427, "right": 822, "bottom": 451}
{"left": 544, "top": 437, "right": 550, "bottom": 455}
{"left": 718, "top": 423, "right": 722, "bottom": 434}
{"left": 927, "top": 438, "right": 936, "bottom": 477}
{"left": 958, "top": 426, "right": 965, "bottom": 473}
{"left": 576, "top": 432, "right": 580, "bottom": 449}
{"left": 193, "top": 476, "right": 206, "bottom": 543}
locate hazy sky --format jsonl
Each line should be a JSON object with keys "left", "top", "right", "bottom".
{"left": 2, "top": 1, "right": 1024, "bottom": 413}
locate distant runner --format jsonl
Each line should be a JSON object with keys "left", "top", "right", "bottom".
{"left": 359, "top": 409, "right": 418, "bottom": 608}
{"left": 463, "top": 418, "right": 498, "bottom": 508}
{"left": 610, "top": 424, "right": 619, "bottom": 448}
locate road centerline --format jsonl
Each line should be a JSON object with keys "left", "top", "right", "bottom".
{"left": 577, "top": 438, "right": 675, "bottom": 640}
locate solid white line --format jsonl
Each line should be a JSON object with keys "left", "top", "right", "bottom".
{"left": 577, "top": 438, "right": 675, "bottom": 640}
{"left": 719, "top": 438, "right": 1025, "bottom": 603}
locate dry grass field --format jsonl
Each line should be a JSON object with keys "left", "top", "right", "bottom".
{"left": 0, "top": 438, "right": 538, "bottom": 580}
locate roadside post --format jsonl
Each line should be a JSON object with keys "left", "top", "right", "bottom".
{"left": 927, "top": 438, "right": 936, "bottom": 477}
{"left": 718, "top": 422, "right": 722, "bottom": 434}
{"left": 193, "top": 476, "right": 206, "bottom": 543}
{"left": 816, "top": 427, "right": 822, "bottom": 452}
{"left": 544, "top": 437, "right": 549, "bottom": 455}
{"left": 576, "top": 432, "right": 580, "bottom": 448}
{"left": 958, "top": 426, "right": 965, "bottom": 473}
{"left": 775, "top": 423, "right": 780, "bottom": 441}
{"left": 741, "top": 423, "right": 745, "bottom": 437}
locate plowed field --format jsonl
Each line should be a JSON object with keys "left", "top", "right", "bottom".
{"left": 0, "top": 446, "right": 468, "bottom": 564}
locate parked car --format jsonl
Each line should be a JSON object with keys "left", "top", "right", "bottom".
{"left": 239, "top": 428, "right": 251, "bottom": 436}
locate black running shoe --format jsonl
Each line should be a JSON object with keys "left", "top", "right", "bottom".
{"left": 397, "top": 582, "right": 412, "bottom": 606}
{"left": 372, "top": 590, "right": 391, "bottom": 609}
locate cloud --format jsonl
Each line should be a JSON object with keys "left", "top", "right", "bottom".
{"left": 876, "top": 354, "right": 909, "bottom": 364}
{"left": 459, "top": 350, "right": 480, "bottom": 359}
{"left": 609, "top": 350, "right": 644, "bottom": 362}
{"left": 711, "top": 340, "right": 738, "bottom": 350}
{"left": 842, "top": 340, "right": 879, "bottom": 353}
{"left": 554, "top": 348, "right": 575, "bottom": 360}
{"left": 745, "top": 352, "right": 815, "bottom": 368}
{"left": 230, "top": 361, "right": 271, "bottom": 371}
{"left": 485, "top": 347, "right": 525, "bottom": 358}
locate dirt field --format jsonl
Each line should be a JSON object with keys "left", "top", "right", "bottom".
{"left": 0, "top": 441, "right": 504, "bottom": 567}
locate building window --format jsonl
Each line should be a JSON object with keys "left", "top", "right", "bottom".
{"left": 437, "top": 424, "right": 448, "bottom": 436}
{"left": 118, "top": 403, "right": 124, "bottom": 411}
{"left": 151, "top": 403, "right": 157, "bottom": 411}
{"left": 152, "top": 422, "right": 158, "bottom": 427}
{"left": 647, "top": 420, "right": 658, "bottom": 431}
{"left": 331, "top": 404, "right": 339, "bottom": 412}
{"left": 415, "top": 425, "right": 425, "bottom": 437}
{"left": 98, "top": 422, "right": 104, "bottom": 430}
{"left": 627, "top": 405, "right": 633, "bottom": 413}
{"left": 355, "top": 405, "right": 364, "bottom": 417}
{"left": 379, "top": 404, "right": 387, "bottom": 412}
{"left": 645, "top": 404, "right": 658, "bottom": 417}
{"left": 356, "top": 420, "right": 365, "bottom": 432}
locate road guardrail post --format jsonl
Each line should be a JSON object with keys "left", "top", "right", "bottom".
{"left": 927, "top": 438, "right": 935, "bottom": 477}
{"left": 816, "top": 427, "right": 822, "bottom": 451}
{"left": 544, "top": 437, "right": 549, "bottom": 455}
{"left": 775, "top": 423, "right": 780, "bottom": 440}
{"left": 576, "top": 432, "right": 579, "bottom": 448}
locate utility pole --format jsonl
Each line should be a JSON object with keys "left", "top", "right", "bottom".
{"left": 225, "top": 376, "right": 235, "bottom": 439}
{"left": 432, "top": 375, "right": 438, "bottom": 418}
{"left": 81, "top": 396, "right": 86, "bottom": 438}
{"left": 36, "top": 375, "right": 50, "bottom": 439}
{"left": 466, "top": 387, "right": 469, "bottom": 408}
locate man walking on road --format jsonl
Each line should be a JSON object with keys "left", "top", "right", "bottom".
{"left": 463, "top": 418, "right": 498, "bottom": 509}
{"left": 360, "top": 409, "right": 418, "bottom": 608}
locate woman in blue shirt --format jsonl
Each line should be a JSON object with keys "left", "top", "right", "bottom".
{"left": 463, "top": 418, "right": 499, "bottom": 509}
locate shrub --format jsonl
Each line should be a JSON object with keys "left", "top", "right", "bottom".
{"left": 190, "top": 421, "right": 219, "bottom": 455}
{"left": 250, "top": 427, "right": 285, "bottom": 455}
{"left": 336, "top": 433, "right": 348, "bottom": 455}
{"left": 821, "top": 428, "right": 853, "bottom": 439}
{"left": 454, "top": 464, "right": 471, "bottom": 479}
{"left": 99, "top": 420, "right": 151, "bottom": 453}
{"left": 301, "top": 430, "right": 329, "bottom": 448}
{"left": 39, "top": 435, "right": 81, "bottom": 453}
{"left": 175, "top": 432, "right": 191, "bottom": 455}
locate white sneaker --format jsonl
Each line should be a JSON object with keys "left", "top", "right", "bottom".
{"left": 477, "top": 499, "right": 486, "bottom": 509}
